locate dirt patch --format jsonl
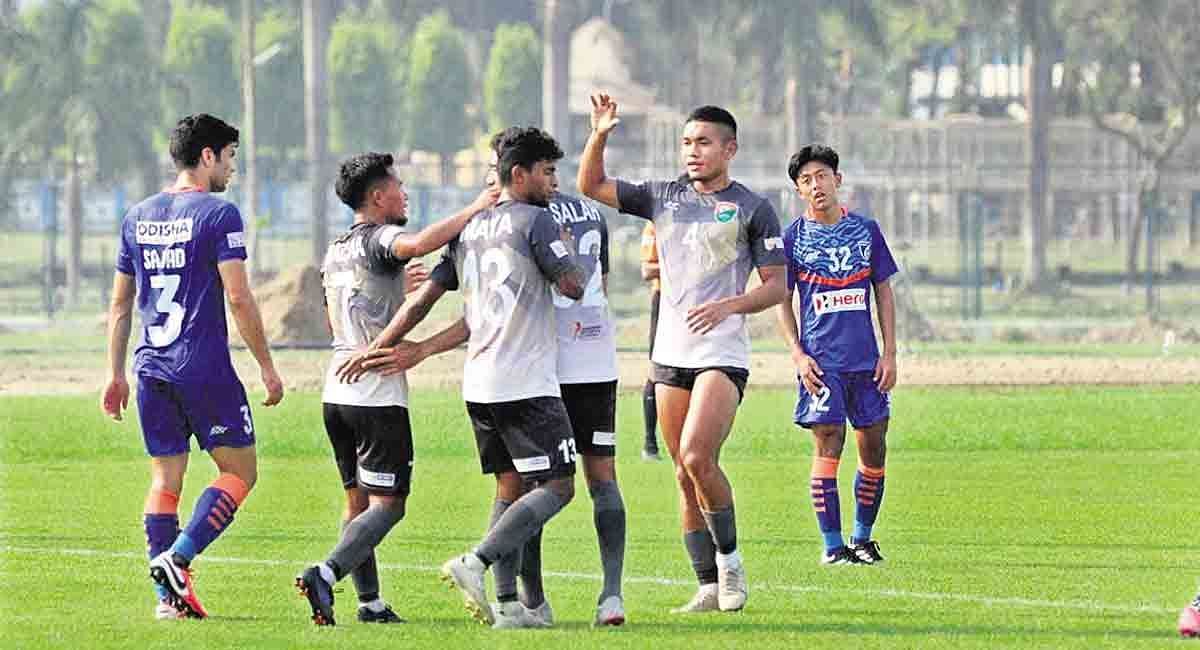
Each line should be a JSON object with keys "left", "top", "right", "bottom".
{"left": 1079, "top": 316, "right": 1200, "bottom": 346}
{"left": 249, "top": 264, "right": 330, "bottom": 347}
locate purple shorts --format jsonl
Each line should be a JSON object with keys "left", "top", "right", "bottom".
{"left": 794, "top": 370, "right": 890, "bottom": 430}
{"left": 136, "top": 375, "right": 256, "bottom": 457}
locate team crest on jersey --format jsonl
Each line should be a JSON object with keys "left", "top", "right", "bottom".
{"left": 858, "top": 240, "right": 872, "bottom": 261}
{"left": 714, "top": 202, "right": 738, "bottom": 223}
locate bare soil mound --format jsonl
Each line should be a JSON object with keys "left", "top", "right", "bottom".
{"left": 250, "top": 264, "right": 330, "bottom": 347}
{"left": 1079, "top": 316, "right": 1200, "bottom": 346}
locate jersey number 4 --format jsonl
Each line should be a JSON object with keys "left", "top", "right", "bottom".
{"left": 147, "top": 274, "right": 185, "bottom": 347}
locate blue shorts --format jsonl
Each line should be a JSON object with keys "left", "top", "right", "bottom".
{"left": 137, "top": 375, "right": 256, "bottom": 457}
{"left": 794, "top": 370, "right": 890, "bottom": 430}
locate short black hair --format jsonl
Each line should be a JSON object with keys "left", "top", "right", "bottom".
{"left": 169, "top": 113, "right": 239, "bottom": 169}
{"left": 685, "top": 105, "right": 737, "bottom": 139}
{"left": 489, "top": 127, "right": 521, "bottom": 154}
{"left": 335, "top": 152, "right": 395, "bottom": 210}
{"left": 495, "top": 127, "right": 563, "bottom": 186}
{"left": 788, "top": 144, "right": 840, "bottom": 182}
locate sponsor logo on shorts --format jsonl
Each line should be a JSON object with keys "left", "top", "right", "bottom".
{"left": 550, "top": 240, "right": 569, "bottom": 258}
{"left": 591, "top": 431, "right": 616, "bottom": 446}
{"left": 358, "top": 467, "right": 397, "bottom": 488}
{"left": 136, "top": 218, "right": 193, "bottom": 245}
{"left": 209, "top": 425, "right": 229, "bottom": 436}
{"left": 812, "top": 288, "right": 868, "bottom": 316}
{"left": 512, "top": 455, "right": 551, "bottom": 474}
{"left": 226, "top": 231, "right": 246, "bottom": 249}
{"left": 714, "top": 202, "right": 738, "bottom": 223}
{"left": 764, "top": 236, "right": 783, "bottom": 251}
{"left": 858, "top": 240, "right": 871, "bottom": 261}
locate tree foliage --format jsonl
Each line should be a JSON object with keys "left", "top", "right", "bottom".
{"left": 405, "top": 10, "right": 472, "bottom": 157}
{"left": 328, "top": 7, "right": 405, "bottom": 155}
{"left": 252, "top": 7, "right": 305, "bottom": 158}
{"left": 163, "top": 3, "right": 239, "bottom": 126}
{"left": 484, "top": 22, "right": 541, "bottom": 133}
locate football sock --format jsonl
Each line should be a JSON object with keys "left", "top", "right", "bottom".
{"left": 487, "top": 499, "right": 519, "bottom": 602}
{"left": 642, "top": 380, "right": 658, "bottom": 451}
{"left": 475, "top": 487, "right": 566, "bottom": 568}
{"left": 144, "top": 488, "right": 180, "bottom": 600}
{"left": 590, "top": 481, "right": 626, "bottom": 600}
{"left": 326, "top": 503, "right": 405, "bottom": 582}
{"left": 811, "top": 456, "right": 844, "bottom": 552}
{"left": 701, "top": 505, "right": 737, "bottom": 555}
{"left": 683, "top": 529, "right": 718, "bottom": 585}
{"left": 517, "top": 528, "right": 544, "bottom": 609}
{"left": 171, "top": 473, "right": 250, "bottom": 564}
{"left": 341, "top": 517, "right": 380, "bottom": 603}
{"left": 852, "top": 465, "right": 886, "bottom": 544}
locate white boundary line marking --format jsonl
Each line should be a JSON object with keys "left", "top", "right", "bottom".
{"left": 0, "top": 545, "right": 1176, "bottom": 615}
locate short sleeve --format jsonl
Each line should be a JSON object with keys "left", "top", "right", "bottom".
{"left": 529, "top": 209, "right": 575, "bottom": 282}
{"left": 367, "top": 224, "right": 408, "bottom": 270}
{"left": 746, "top": 199, "right": 786, "bottom": 268}
{"left": 430, "top": 237, "right": 460, "bottom": 291}
{"left": 214, "top": 204, "right": 248, "bottom": 263}
{"left": 115, "top": 217, "right": 135, "bottom": 275}
{"left": 869, "top": 221, "right": 898, "bottom": 283}
{"left": 615, "top": 179, "right": 657, "bottom": 219}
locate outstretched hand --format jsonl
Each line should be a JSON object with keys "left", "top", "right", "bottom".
{"left": 589, "top": 92, "right": 621, "bottom": 135}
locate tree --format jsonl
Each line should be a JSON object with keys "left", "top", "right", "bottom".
{"left": 163, "top": 4, "right": 239, "bottom": 125}
{"left": 302, "top": 0, "right": 330, "bottom": 263}
{"left": 1020, "top": 0, "right": 1054, "bottom": 290}
{"left": 1064, "top": 0, "right": 1200, "bottom": 292}
{"left": 253, "top": 8, "right": 304, "bottom": 160}
{"left": 328, "top": 7, "right": 404, "bottom": 155}
{"left": 406, "top": 10, "right": 471, "bottom": 184}
{"left": 485, "top": 22, "right": 541, "bottom": 133}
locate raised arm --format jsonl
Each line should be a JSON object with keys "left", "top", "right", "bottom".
{"left": 389, "top": 186, "right": 499, "bottom": 260}
{"left": 577, "top": 92, "right": 622, "bottom": 209}
{"left": 219, "top": 259, "right": 284, "bottom": 405}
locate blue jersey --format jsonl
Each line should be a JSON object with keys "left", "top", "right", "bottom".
{"left": 116, "top": 189, "right": 247, "bottom": 385}
{"left": 783, "top": 210, "right": 897, "bottom": 372}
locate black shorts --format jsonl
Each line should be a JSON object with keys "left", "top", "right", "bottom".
{"left": 560, "top": 380, "right": 618, "bottom": 457}
{"left": 652, "top": 363, "right": 749, "bottom": 403}
{"left": 466, "top": 397, "right": 576, "bottom": 482}
{"left": 648, "top": 290, "right": 660, "bottom": 358}
{"left": 323, "top": 403, "right": 414, "bottom": 496}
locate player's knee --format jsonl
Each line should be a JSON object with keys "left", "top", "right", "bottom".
{"left": 673, "top": 462, "right": 693, "bottom": 488}
{"left": 545, "top": 477, "right": 575, "bottom": 504}
{"left": 681, "top": 450, "right": 715, "bottom": 481}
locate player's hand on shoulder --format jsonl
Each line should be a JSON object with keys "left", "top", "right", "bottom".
{"left": 261, "top": 366, "right": 284, "bottom": 406}
{"left": 589, "top": 92, "right": 620, "bottom": 135}
{"left": 101, "top": 376, "right": 129, "bottom": 421}
{"left": 793, "top": 351, "right": 825, "bottom": 394}
{"left": 685, "top": 299, "right": 733, "bottom": 335}
{"left": 471, "top": 184, "right": 501, "bottom": 213}
{"left": 874, "top": 353, "right": 897, "bottom": 392}
{"left": 405, "top": 260, "right": 429, "bottom": 294}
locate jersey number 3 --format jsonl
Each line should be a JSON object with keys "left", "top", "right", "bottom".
{"left": 147, "top": 273, "right": 185, "bottom": 347}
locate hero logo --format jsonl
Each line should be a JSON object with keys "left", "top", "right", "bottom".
{"left": 136, "top": 218, "right": 193, "bottom": 245}
{"left": 812, "top": 288, "right": 867, "bottom": 316}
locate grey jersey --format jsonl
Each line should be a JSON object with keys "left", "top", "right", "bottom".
{"left": 321, "top": 222, "right": 410, "bottom": 407}
{"left": 431, "top": 200, "right": 576, "bottom": 403}
{"left": 548, "top": 193, "right": 617, "bottom": 384}
{"left": 617, "top": 178, "right": 786, "bottom": 369}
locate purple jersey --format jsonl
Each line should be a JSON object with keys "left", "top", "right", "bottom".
{"left": 783, "top": 210, "right": 897, "bottom": 372}
{"left": 116, "top": 189, "right": 247, "bottom": 385}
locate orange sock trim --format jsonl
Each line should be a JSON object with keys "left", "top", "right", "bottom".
{"left": 811, "top": 456, "right": 840, "bottom": 479}
{"left": 858, "top": 465, "right": 885, "bottom": 479}
{"left": 144, "top": 488, "right": 180, "bottom": 514}
{"left": 211, "top": 473, "right": 250, "bottom": 506}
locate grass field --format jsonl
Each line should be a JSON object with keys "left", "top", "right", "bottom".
{"left": 2, "top": 386, "right": 1198, "bottom": 648}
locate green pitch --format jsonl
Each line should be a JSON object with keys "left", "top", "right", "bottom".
{"left": 2, "top": 386, "right": 1197, "bottom": 648}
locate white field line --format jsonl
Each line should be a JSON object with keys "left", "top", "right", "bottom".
{"left": 0, "top": 544, "right": 1176, "bottom": 615}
